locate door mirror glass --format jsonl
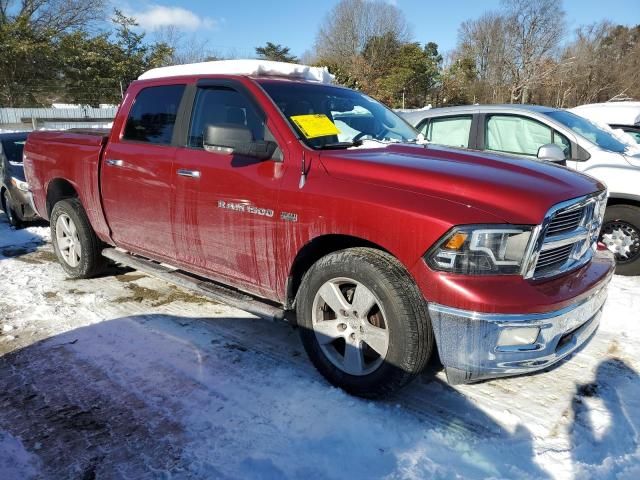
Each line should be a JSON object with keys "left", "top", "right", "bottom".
{"left": 204, "top": 124, "right": 277, "bottom": 160}
{"left": 537, "top": 143, "right": 566, "bottom": 164}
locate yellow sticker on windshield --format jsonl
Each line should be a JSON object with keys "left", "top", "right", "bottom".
{"left": 290, "top": 114, "right": 340, "bottom": 139}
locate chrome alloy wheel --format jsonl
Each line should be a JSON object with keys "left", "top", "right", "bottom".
{"left": 56, "top": 213, "right": 82, "bottom": 267}
{"left": 601, "top": 221, "right": 640, "bottom": 262}
{"left": 312, "top": 277, "right": 390, "bottom": 376}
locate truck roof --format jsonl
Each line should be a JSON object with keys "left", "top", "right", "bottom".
{"left": 138, "top": 59, "right": 335, "bottom": 84}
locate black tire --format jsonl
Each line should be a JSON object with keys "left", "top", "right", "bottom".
{"left": 2, "top": 189, "right": 22, "bottom": 228}
{"left": 601, "top": 205, "right": 640, "bottom": 276}
{"left": 296, "top": 247, "right": 434, "bottom": 398}
{"left": 50, "top": 198, "right": 105, "bottom": 279}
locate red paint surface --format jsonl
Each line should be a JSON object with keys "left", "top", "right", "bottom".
{"left": 24, "top": 74, "right": 613, "bottom": 311}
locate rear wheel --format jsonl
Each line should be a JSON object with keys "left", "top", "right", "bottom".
{"left": 296, "top": 247, "right": 433, "bottom": 398}
{"left": 600, "top": 205, "right": 640, "bottom": 276}
{"left": 2, "top": 189, "right": 22, "bottom": 228}
{"left": 50, "top": 198, "right": 105, "bottom": 278}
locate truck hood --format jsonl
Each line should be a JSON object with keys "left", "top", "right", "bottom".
{"left": 319, "top": 144, "right": 605, "bottom": 225}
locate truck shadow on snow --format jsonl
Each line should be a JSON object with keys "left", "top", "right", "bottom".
{"left": 5, "top": 313, "right": 628, "bottom": 479}
{"left": 570, "top": 357, "right": 640, "bottom": 471}
{"left": 0, "top": 215, "right": 47, "bottom": 260}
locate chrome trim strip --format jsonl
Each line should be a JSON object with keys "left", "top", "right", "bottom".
{"left": 428, "top": 285, "right": 607, "bottom": 326}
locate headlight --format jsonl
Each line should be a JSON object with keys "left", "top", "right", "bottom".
{"left": 10, "top": 177, "right": 29, "bottom": 192}
{"left": 426, "top": 225, "right": 534, "bottom": 275}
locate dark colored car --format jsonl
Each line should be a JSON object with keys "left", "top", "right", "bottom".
{"left": 0, "top": 132, "right": 39, "bottom": 227}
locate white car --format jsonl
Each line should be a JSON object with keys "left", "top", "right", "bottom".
{"left": 570, "top": 102, "right": 640, "bottom": 145}
{"left": 399, "top": 105, "right": 640, "bottom": 275}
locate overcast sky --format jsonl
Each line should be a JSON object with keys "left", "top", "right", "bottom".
{"left": 114, "top": 0, "right": 640, "bottom": 58}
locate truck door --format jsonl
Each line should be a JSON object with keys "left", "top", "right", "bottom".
{"left": 101, "top": 84, "right": 186, "bottom": 261}
{"left": 173, "top": 81, "right": 285, "bottom": 298}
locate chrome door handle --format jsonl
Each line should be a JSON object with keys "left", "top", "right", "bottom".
{"left": 106, "top": 159, "right": 124, "bottom": 167}
{"left": 177, "top": 169, "right": 201, "bottom": 178}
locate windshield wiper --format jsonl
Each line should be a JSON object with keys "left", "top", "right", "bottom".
{"left": 317, "top": 140, "right": 362, "bottom": 150}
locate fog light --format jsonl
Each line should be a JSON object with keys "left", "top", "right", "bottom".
{"left": 497, "top": 327, "right": 540, "bottom": 346}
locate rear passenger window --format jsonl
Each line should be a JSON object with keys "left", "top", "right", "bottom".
{"left": 123, "top": 85, "right": 185, "bottom": 145}
{"left": 422, "top": 116, "right": 472, "bottom": 148}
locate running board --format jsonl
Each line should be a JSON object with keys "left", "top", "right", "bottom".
{"left": 102, "top": 248, "right": 286, "bottom": 321}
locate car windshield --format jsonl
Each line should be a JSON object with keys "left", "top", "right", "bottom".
{"left": 259, "top": 81, "right": 418, "bottom": 149}
{"left": 546, "top": 110, "right": 628, "bottom": 153}
{"left": 1, "top": 139, "right": 26, "bottom": 163}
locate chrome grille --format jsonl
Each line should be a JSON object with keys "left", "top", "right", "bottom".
{"left": 523, "top": 191, "right": 607, "bottom": 280}
{"left": 546, "top": 207, "right": 585, "bottom": 235}
{"left": 534, "top": 244, "right": 574, "bottom": 274}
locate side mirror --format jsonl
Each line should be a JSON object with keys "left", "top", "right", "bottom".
{"left": 204, "top": 124, "right": 277, "bottom": 160}
{"left": 537, "top": 143, "right": 566, "bottom": 164}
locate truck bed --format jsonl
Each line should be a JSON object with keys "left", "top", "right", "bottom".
{"left": 23, "top": 129, "right": 111, "bottom": 241}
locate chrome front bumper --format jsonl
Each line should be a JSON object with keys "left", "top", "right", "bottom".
{"left": 428, "top": 285, "right": 609, "bottom": 384}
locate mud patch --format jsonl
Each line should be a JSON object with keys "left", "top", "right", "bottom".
{"left": 13, "top": 249, "right": 57, "bottom": 265}
{"left": 44, "top": 291, "right": 59, "bottom": 300}
{"left": 113, "top": 284, "right": 205, "bottom": 307}
{"left": 66, "top": 288, "right": 89, "bottom": 295}
{"left": 607, "top": 340, "right": 621, "bottom": 356}
{"left": 115, "top": 273, "right": 147, "bottom": 283}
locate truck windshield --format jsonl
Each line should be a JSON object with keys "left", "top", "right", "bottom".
{"left": 259, "top": 80, "right": 418, "bottom": 149}
{"left": 546, "top": 110, "right": 628, "bottom": 153}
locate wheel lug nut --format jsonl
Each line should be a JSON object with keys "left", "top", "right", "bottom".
{"left": 350, "top": 333, "right": 356, "bottom": 341}
{"left": 338, "top": 323, "right": 347, "bottom": 331}
{"left": 353, "top": 310, "right": 358, "bottom": 317}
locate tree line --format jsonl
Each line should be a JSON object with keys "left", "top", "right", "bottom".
{"left": 0, "top": 0, "right": 638, "bottom": 109}
{"left": 307, "top": 0, "right": 640, "bottom": 109}
{"left": 0, "top": 0, "right": 172, "bottom": 106}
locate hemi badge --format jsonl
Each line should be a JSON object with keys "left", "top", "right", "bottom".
{"left": 281, "top": 212, "right": 298, "bottom": 222}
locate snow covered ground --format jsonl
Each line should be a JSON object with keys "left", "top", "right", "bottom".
{"left": 0, "top": 215, "right": 639, "bottom": 479}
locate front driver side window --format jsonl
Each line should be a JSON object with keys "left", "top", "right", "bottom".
{"left": 421, "top": 116, "right": 472, "bottom": 148}
{"left": 486, "top": 115, "right": 569, "bottom": 158}
{"left": 188, "top": 87, "right": 268, "bottom": 149}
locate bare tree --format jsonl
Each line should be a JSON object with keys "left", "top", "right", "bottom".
{"left": 314, "top": 0, "right": 410, "bottom": 62}
{"left": 0, "top": 0, "right": 105, "bottom": 33}
{"left": 458, "top": 12, "right": 509, "bottom": 102}
{"left": 153, "top": 26, "right": 220, "bottom": 65}
{"left": 501, "top": 0, "right": 566, "bottom": 103}
{"left": 555, "top": 22, "right": 640, "bottom": 106}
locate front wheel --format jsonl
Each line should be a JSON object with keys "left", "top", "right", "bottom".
{"left": 600, "top": 205, "right": 640, "bottom": 276}
{"left": 3, "top": 190, "right": 22, "bottom": 228}
{"left": 50, "top": 198, "right": 105, "bottom": 278}
{"left": 296, "top": 248, "right": 433, "bottom": 398}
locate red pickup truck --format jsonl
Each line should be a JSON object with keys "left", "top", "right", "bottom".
{"left": 24, "top": 60, "right": 615, "bottom": 397}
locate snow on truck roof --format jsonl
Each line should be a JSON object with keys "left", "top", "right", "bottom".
{"left": 139, "top": 59, "right": 335, "bottom": 84}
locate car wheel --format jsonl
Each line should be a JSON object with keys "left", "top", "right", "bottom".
{"left": 3, "top": 189, "right": 22, "bottom": 228}
{"left": 600, "top": 204, "right": 640, "bottom": 276}
{"left": 296, "top": 247, "right": 434, "bottom": 398}
{"left": 50, "top": 198, "right": 105, "bottom": 278}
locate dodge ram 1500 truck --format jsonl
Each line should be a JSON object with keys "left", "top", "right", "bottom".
{"left": 24, "top": 60, "right": 615, "bottom": 397}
